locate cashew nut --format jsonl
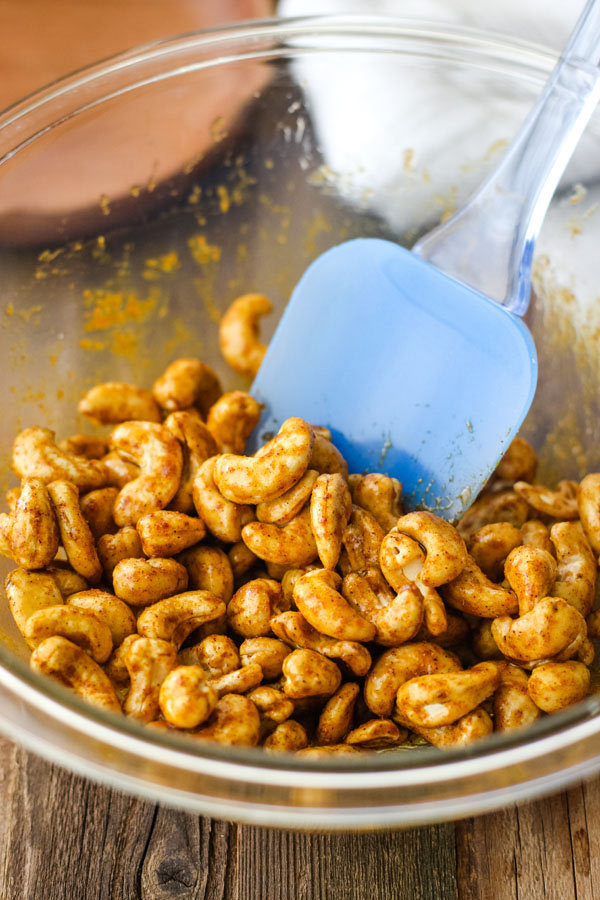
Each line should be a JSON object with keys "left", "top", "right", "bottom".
{"left": 270, "top": 610, "right": 371, "bottom": 676}
{"left": 550, "top": 521, "right": 597, "bottom": 616}
{"left": 179, "top": 634, "right": 240, "bottom": 676}
{"left": 153, "top": 357, "right": 222, "bottom": 416}
{"left": 177, "top": 544, "right": 234, "bottom": 603}
{"left": 310, "top": 473, "right": 352, "bottom": 570}
{"left": 256, "top": 469, "right": 319, "bottom": 526}
{"left": 457, "top": 490, "right": 529, "bottom": 540}
{"left": 206, "top": 391, "right": 261, "bottom": 454}
{"left": 110, "top": 421, "right": 183, "bottom": 526}
{"left": 5, "top": 567, "right": 64, "bottom": 635}
{"left": 124, "top": 636, "right": 177, "bottom": 722}
{"left": 78, "top": 382, "right": 161, "bottom": 424}
{"left": 364, "top": 642, "right": 461, "bottom": 717}
{"left": 80, "top": 487, "right": 119, "bottom": 540}
{"left": 263, "top": 720, "right": 308, "bottom": 753}
{"left": 577, "top": 473, "right": 600, "bottom": 555}
{"left": 309, "top": 432, "right": 349, "bottom": 478}
{"left": 10, "top": 478, "right": 59, "bottom": 569}
{"left": 228, "top": 540, "right": 258, "bottom": 580}
{"left": 493, "top": 664, "right": 541, "bottom": 732}
{"left": 164, "top": 410, "right": 219, "bottom": 514}
{"left": 59, "top": 434, "right": 109, "bottom": 460}
{"left": 239, "top": 637, "right": 291, "bottom": 681}
{"left": 101, "top": 451, "right": 139, "bottom": 489}
{"left": 209, "top": 662, "right": 263, "bottom": 698}
{"left": 227, "top": 578, "right": 286, "bottom": 637}
{"left": 443, "top": 556, "right": 518, "bottom": 618}
{"left": 192, "top": 456, "right": 253, "bottom": 543}
{"left": 341, "top": 569, "right": 424, "bottom": 647}
{"left": 504, "top": 545, "right": 557, "bottom": 616}
{"left": 316, "top": 683, "right": 360, "bottom": 744}
{"left": 513, "top": 479, "right": 579, "bottom": 519}
{"left": 67, "top": 589, "right": 136, "bottom": 646}
{"left": 395, "top": 661, "right": 500, "bottom": 728}
{"left": 46, "top": 562, "right": 88, "bottom": 598}
{"left": 13, "top": 426, "right": 107, "bottom": 491}
{"left": 158, "top": 665, "right": 218, "bottom": 728}
{"left": 413, "top": 707, "right": 493, "bottom": 749}
{"left": 97, "top": 526, "right": 144, "bottom": 580}
{"left": 340, "top": 506, "right": 384, "bottom": 575}
{"left": 468, "top": 522, "right": 522, "bottom": 581}
{"left": 242, "top": 506, "right": 318, "bottom": 568}
{"left": 293, "top": 568, "right": 376, "bottom": 642}
{"left": 136, "top": 510, "right": 205, "bottom": 558}
{"left": 112, "top": 557, "right": 189, "bottom": 606}
{"left": 218, "top": 293, "right": 272, "bottom": 377}
{"left": 31, "top": 635, "right": 121, "bottom": 713}
{"left": 393, "top": 512, "right": 467, "bottom": 587}
{"left": 491, "top": 597, "right": 587, "bottom": 662}
{"left": 493, "top": 436, "right": 537, "bottom": 483}
{"left": 520, "top": 519, "right": 554, "bottom": 555}
{"left": 195, "top": 694, "right": 261, "bottom": 746}
{"left": 24, "top": 605, "right": 113, "bottom": 662}
{"left": 136, "top": 591, "right": 226, "bottom": 647}
{"left": 350, "top": 472, "right": 403, "bottom": 533}
{"left": 281, "top": 648, "right": 342, "bottom": 699}
{"left": 247, "top": 686, "right": 294, "bottom": 725}
{"left": 527, "top": 660, "right": 590, "bottom": 713}
{"left": 48, "top": 480, "right": 102, "bottom": 583}
{"left": 345, "top": 719, "right": 408, "bottom": 749}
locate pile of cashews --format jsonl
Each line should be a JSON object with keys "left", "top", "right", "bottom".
{"left": 1, "top": 294, "right": 600, "bottom": 755}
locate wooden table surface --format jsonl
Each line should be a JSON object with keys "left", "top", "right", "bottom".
{"left": 1, "top": 736, "right": 599, "bottom": 899}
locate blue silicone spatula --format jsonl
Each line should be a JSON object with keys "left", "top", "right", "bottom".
{"left": 251, "top": 0, "right": 600, "bottom": 520}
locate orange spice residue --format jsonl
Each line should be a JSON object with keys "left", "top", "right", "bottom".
{"left": 82, "top": 287, "right": 161, "bottom": 332}
{"left": 187, "top": 235, "right": 221, "bottom": 266}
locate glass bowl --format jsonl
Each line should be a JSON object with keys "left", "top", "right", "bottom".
{"left": 1, "top": 16, "right": 600, "bottom": 830}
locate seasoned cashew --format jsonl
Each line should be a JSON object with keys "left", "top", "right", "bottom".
{"left": 242, "top": 507, "right": 318, "bottom": 568}
{"left": 577, "top": 473, "right": 600, "bottom": 555}
{"left": 136, "top": 510, "right": 205, "bottom": 558}
{"left": 345, "top": 719, "right": 408, "bottom": 749}
{"left": 270, "top": 610, "right": 371, "bottom": 676}
{"left": 110, "top": 421, "right": 183, "bottom": 526}
{"left": 124, "top": 636, "right": 177, "bottom": 722}
{"left": 219, "top": 293, "right": 272, "bottom": 377}
{"left": 316, "top": 683, "right": 360, "bottom": 745}
{"left": 104, "top": 633, "right": 142, "bottom": 686}
{"left": 24, "top": 605, "right": 113, "bottom": 662}
{"left": 78, "top": 382, "right": 161, "bottom": 425}
{"left": 101, "top": 451, "right": 139, "bottom": 489}
{"left": 472, "top": 620, "right": 503, "bottom": 660}
{"left": 504, "top": 545, "right": 557, "bottom": 616}
{"left": 494, "top": 664, "right": 541, "bottom": 732}
{"left": 417, "top": 610, "right": 471, "bottom": 648}
{"left": 5, "top": 567, "right": 64, "bottom": 635}
{"left": 206, "top": 391, "right": 261, "bottom": 454}
{"left": 342, "top": 569, "right": 424, "bottom": 647}
{"left": 97, "top": 526, "right": 144, "bottom": 580}
{"left": 195, "top": 694, "right": 261, "bottom": 746}
{"left": 193, "top": 457, "right": 253, "bottom": 543}
{"left": 443, "top": 556, "right": 518, "bottom": 618}
{"left": 457, "top": 490, "right": 529, "bottom": 540}
{"left": 514, "top": 479, "right": 579, "bottom": 520}
{"left": 209, "top": 662, "right": 263, "bottom": 698}
{"left": 294, "top": 568, "right": 376, "bottom": 642}
{"left": 67, "top": 589, "right": 136, "bottom": 646}
{"left": 256, "top": 469, "right": 319, "bottom": 525}
{"left": 13, "top": 426, "right": 107, "bottom": 491}
{"left": 112, "top": 557, "right": 188, "bottom": 606}
{"left": 395, "top": 661, "right": 500, "bottom": 728}
{"left": 550, "top": 521, "right": 597, "bottom": 616}
{"left": 281, "top": 648, "right": 342, "bottom": 700}
{"left": 351, "top": 473, "right": 403, "bottom": 533}
{"left": 281, "top": 565, "right": 320, "bottom": 604}
{"left": 31, "top": 635, "right": 121, "bottom": 713}
{"left": 228, "top": 540, "right": 258, "bottom": 580}
{"left": 158, "top": 665, "right": 218, "bottom": 728}
{"left": 164, "top": 410, "right": 219, "bottom": 513}
{"left": 310, "top": 473, "right": 352, "bottom": 570}
{"left": 180, "top": 634, "right": 240, "bottom": 676}
{"left": 59, "top": 434, "right": 109, "bottom": 460}
{"left": 47, "top": 480, "right": 102, "bottom": 583}
{"left": 136, "top": 591, "right": 226, "bottom": 647}
{"left": 492, "top": 597, "right": 587, "bottom": 662}
{"left": 340, "top": 506, "right": 384, "bottom": 575}
{"left": 177, "top": 545, "right": 234, "bottom": 605}
{"left": 263, "top": 720, "right": 308, "bottom": 753}
{"left": 528, "top": 661, "right": 590, "bottom": 713}
{"left": 468, "top": 522, "right": 522, "bottom": 581}
{"left": 377, "top": 533, "right": 448, "bottom": 636}
{"left": 10, "top": 478, "right": 59, "bottom": 569}
{"left": 493, "top": 435, "right": 537, "bottom": 483}
{"left": 153, "top": 358, "right": 222, "bottom": 416}
{"left": 413, "top": 708, "right": 493, "bottom": 749}
{"left": 309, "top": 432, "right": 349, "bottom": 478}
{"left": 215, "top": 418, "right": 314, "bottom": 505}
{"left": 80, "top": 487, "right": 119, "bottom": 539}
{"left": 520, "top": 519, "right": 554, "bottom": 555}
{"left": 227, "top": 578, "right": 286, "bottom": 637}
{"left": 364, "top": 642, "right": 461, "bottom": 717}
{"left": 393, "top": 512, "right": 467, "bottom": 587}
{"left": 248, "top": 686, "right": 294, "bottom": 725}
{"left": 46, "top": 563, "right": 88, "bottom": 598}
{"left": 0, "top": 513, "right": 13, "bottom": 559}
{"left": 240, "top": 637, "right": 291, "bottom": 680}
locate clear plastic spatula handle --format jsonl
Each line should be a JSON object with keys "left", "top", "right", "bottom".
{"left": 414, "top": 0, "right": 600, "bottom": 315}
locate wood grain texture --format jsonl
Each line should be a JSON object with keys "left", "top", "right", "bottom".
{"left": 0, "top": 737, "right": 457, "bottom": 900}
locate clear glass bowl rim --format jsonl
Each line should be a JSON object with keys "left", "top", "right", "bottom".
{"left": 0, "top": 14, "right": 598, "bottom": 791}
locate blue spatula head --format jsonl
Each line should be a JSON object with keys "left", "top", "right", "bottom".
{"left": 250, "top": 238, "right": 537, "bottom": 521}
